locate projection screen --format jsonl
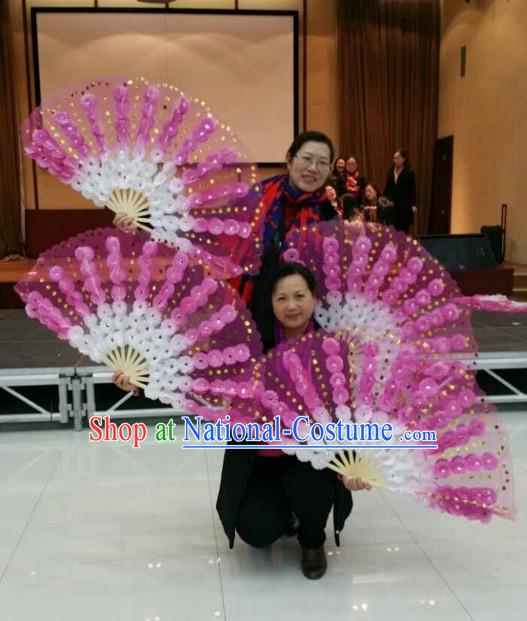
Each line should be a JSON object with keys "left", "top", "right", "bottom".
{"left": 32, "top": 8, "right": 298, "bottom": 165}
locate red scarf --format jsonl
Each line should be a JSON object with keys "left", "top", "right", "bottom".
{"left": 345, "top": 170, "right": 360, "bottom": 197}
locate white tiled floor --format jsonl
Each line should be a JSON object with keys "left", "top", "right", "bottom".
{"left": 1, "top": 411, "right": 526, "bottom": 621}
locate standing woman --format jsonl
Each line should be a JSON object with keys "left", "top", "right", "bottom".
{"left": 383, "top": 149, "right": 417, "bottom": 234}
{"left": 241, "top": 130, "right": 338, "bottom": 351}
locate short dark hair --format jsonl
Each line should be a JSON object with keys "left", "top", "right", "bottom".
{"left": 269, "top": 261, "right": 317, "bottom": 297}
{"left": 286, "top": 131, "right": 335, "bottom": 162}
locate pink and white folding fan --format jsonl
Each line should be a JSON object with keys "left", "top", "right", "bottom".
{"left": 20, "top": 77, "right": 266, "bottom": 278}
{"left": 215, "top": 331, "right": 515, "bottom": 523}
{"left": 15, "top": 228, "right": 262, "bottom": 409}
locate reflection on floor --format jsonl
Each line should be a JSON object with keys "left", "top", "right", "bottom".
{"left": 0, "top": 410, "right": 526, "bottom": 621}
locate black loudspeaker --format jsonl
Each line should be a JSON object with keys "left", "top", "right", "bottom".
{"left": 418, "top": 234, "right": 498, "bottom": 271}
{"left": 481, "top": 225, "right": 505, "bottom": 264}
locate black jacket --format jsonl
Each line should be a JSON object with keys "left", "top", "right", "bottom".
{"left": 383, "top": 167, "right": 416, "bottom": 231}
{"left": 331, "top": 172, "right": 346, "bottom": 198}
{"left": 216, "top": 442, "right": 353, "bottom": 548}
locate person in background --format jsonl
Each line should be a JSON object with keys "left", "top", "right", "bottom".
{"left": 383, "top": 149, "right": 417, "bottom": 234}
{"left": 331, "top": 157, "right": 347, "bottom": 197}
{"left": 341, "top": 193, "right": 362, "bottom": 222}
{"left": 344, "top": 156, "right": 366, "bottom": 204}
{"left": 361, "top": 183, "right": 396, "bottom": 226}
{"left": 361, "top": 183, "right": 380, "bottom": 222}
{"left": 325, "top": 184, "right": 342, "bottom": 217}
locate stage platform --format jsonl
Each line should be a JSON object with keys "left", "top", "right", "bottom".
{"left": 0, "top": 309, "right": 179, "bottom": 429}
{"left": 1, "top": 308, "right": 526, "bottom": 429}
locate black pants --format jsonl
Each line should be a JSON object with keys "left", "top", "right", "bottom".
{"left": 235, "top": 455, "right": 336, "bottom": 549}
{"left": 394, "top": 207, "right": 413, "bottom": 234}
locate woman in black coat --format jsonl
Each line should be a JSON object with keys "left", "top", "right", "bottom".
{"left": 217, "top": 262, "right": 370, "bottom": 582}
{"left": 383, "top": 149, "right": 417, "bottom": 234}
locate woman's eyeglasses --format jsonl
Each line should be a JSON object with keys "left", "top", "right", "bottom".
{"left": 294, "top": 154, "right": 331, "bottom": 171}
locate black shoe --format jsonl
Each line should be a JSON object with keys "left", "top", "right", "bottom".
{"left": 301, "top": 546, "right": 327, "bottom": 580}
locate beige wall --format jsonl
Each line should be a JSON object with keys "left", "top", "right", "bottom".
{"left": 439, "top": 0, "right": 527, "bottom": 264}
{"left": 10, "top": 0, "right": 338, "bottom": 212}
{"left": 305, "top": 0, "right": 339, "bottom": 148}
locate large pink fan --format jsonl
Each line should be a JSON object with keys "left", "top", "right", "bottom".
{"left": 277, "top": 221, "right": 516, "bottom": 521}
{"left": 283, "top": 219, "right": 482, "bottom": 413}
{"left": 20, "top": 77, "right": 265, "bottom": 278}
{"left": 283, "top": 220, "right": 527, "bottom": 413}
{"left": 198, "top": 331, "right": 514, "bottom": 523}
{"left": 15, "top": 228, "right": 262, "bottom": 408}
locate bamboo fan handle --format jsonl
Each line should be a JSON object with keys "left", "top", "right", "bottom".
{"left": 106, "top": 189, "right": 152, "bottom": 230}
{"left": 327, "top": 450, "right": 387, "bottom": 489}
{"left": 103, "top": 345, "right": 150, "bottom": 390}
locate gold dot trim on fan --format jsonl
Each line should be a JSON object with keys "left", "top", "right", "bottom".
{"left": 103, "top": 345, "right": 150, "bottom": 389}
{"left": 326, "top": 450, "right": 387, "bottom": 489}
{"left": 105, "top": 189, "right": 153, "bottom": 232}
